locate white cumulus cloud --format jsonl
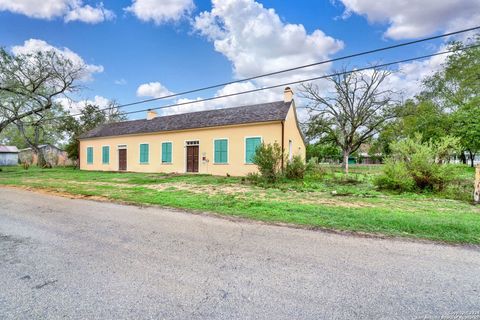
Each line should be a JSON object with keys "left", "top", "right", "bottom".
{"left": 57, "top": 95, "right": 111, "bottom": 115}
{"left": 125, "top": 0, "right": 194, "bottom": 25}
{"left": 64, "top": 3, "right": 115, "bottom": 24}
{"left": 140, "top": 81, "right": 286, "bottom": 117}
{"left": 11, "top": 39, "right": 104, "bottom": 81}
{"left": 193, "top": 0, "right": 344, "bottom": 86}
{"left": 338, "top": 0, "right": 480, "bottom": 39}
{"left": 0, "top": 0, "right": 115, "bottom": 23}
{"left": 136, "top": 82, "right": 175, "bottom": 98}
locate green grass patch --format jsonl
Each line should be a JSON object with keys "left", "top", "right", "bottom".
{"left": 0, "top": 165, "right": 479, "bottom": 244}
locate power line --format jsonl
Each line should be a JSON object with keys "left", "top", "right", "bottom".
{"left": 121, "top": 44, "right": 480, "bottom": 116}
{"left": 35, "top": 42, "right": 477, "bottom": 123}
{"left": 65, "top": 25, "right": 480, "bottom": 117}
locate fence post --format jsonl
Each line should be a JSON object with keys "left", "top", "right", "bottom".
{"left": 475, "top": 165, "right": 480, "bottom": 204}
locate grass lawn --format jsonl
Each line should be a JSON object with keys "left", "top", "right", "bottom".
{"left": 0, "top": 165, "right": 479, "bottom": 245}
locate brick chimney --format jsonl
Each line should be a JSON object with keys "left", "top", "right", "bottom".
{"left": 147, "top": 109, "right": 157, "bottom": 120}
{"left": 284, "top": 87, "right": 293, "bottom": 103}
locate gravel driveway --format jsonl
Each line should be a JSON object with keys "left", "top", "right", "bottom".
{"left": 1, "top": 187, "right": 479, "bottom": 319}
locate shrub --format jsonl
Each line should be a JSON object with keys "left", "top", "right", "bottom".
{"left": 246, "top": 172, "right": 261, "bottom": 184}
{"left": 286, "top": 155, "right": 306, "bottom": 179}
{"left": 22, "top": 162, "right": 30, "bottom": 170}
{"left": 252, "top": 142, "right": 284, "bottom": 183}
{"left": 374, "top": 159, "right": 415, "bottom": 191}
{"left": 305, "top": 157, "right": 325, "bottom": 180}
{"left": 375, "top": 135, "right": 458, "bottom": 192}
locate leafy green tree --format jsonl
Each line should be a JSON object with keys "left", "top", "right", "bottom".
{"left": 452, "top": 103, "right": 480, "bottom": 167}
{"left": 0, "top": 47, "right": 85, "bottom": 165}
{"left": 0, "top": 48, "right": 84, "bottom": 134}
{"left": 61, "top": 102, "right": 126, "bottom": 164}
{"left": 306, "top": 142, "right": 341, "bottom": 162}
{"left": 421, "top": 37, "right": 480, "bottom": 165}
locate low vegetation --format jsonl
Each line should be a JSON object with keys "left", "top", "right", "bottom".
{"left": 375, "top": 135, "right": 459, "bottom": 192}
{"left": 0, "top": 165, "right": 479, "bottom": 245}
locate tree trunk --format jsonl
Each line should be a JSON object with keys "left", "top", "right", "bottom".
{"left": 343, "top": 150, "right": 350, "bottom": 175}
{"left": 33, "top": 147, "right": 46, "bottom": 167}
{"left": 460, "top": 152, "right": 467, "bottom": 164}
{"left": 469, "top": 151, "right": 475, "bottom": 168}
{"left": 475, "top": 165, "right": 480, "bottom": 205}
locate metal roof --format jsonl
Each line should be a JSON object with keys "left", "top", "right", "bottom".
{"left": 0, "top": 146, "right": 19, "bottom": 153}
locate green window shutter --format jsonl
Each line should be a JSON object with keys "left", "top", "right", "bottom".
{"left": 140, "top": 144, "right": 149, "bottom": 163}
{"left": 245, "top": 137, "right": 261, "bottom": 163}
{"left": 214, "top": 139, "right": 228, "bottom": 164}
{"left": 162, "top": 142, "right": 172, "bottom": 163}
{"left": 87, "top": 147, "right": 93, "bottom": 164}
{"left": 102, "top": 146, "right": 109, "bottom": 164}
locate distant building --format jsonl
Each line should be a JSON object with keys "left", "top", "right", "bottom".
{"left": 18, "top": 144, "right": 73, "bottom": 166}
{"left": 0, "top": 146, "right": 19, "bottom": 166}
{"left": 354, "top": 144, "right": 382, "bottom": 165}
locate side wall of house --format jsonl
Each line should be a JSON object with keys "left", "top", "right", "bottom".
{"left": 79, "top": 121, "right": 282, "bottom": 176}
{"left": 283, "top": 102, "right": 306, "bottom": 161}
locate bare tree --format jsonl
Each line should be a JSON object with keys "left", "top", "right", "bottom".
{"left": 301, "top": 67, "right": 398, "bottom": 174}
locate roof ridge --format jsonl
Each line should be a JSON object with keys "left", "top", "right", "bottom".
{"left": 123, "top": 99, "right": 286, "bottom": 124}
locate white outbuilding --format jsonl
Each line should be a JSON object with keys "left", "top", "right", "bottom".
{"left": 0, "top": 146, "right": 19, "bottom": 166}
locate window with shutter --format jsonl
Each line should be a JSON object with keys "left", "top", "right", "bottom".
{"left": 139, "top": 144, "right": 149, "bottom": 164}
{"left": 214, "top": 139, "right": 228, "bottom": 164}
{"left": 102, "top": 146, "right": 110, "bottom": 164}
{"left": 162, "top": 142, "right": 172, "bottom": 163}
{"left": 87, "top": 147, "right": 93, "bottom": 164}
{"left": 245, "top": 137, "right": 261, "bottom": 164}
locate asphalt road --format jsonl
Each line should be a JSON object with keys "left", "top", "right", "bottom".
{"left": 1, "top": 187, "right": 480, "bottom": 319}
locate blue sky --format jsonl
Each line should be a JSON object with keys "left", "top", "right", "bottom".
{"left": 1, "top": 0, "right": 477, "bottom": 119}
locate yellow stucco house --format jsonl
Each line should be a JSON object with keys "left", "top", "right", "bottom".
{"left": 79, "top": 87, "right": 305, "bottom": 176}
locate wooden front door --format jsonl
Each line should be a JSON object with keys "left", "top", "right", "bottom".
{"left": 119, "top": 149, "right": 127, "bottom": 171}
{"left": 186, "top": 146, "right": 199, "bottom": 173}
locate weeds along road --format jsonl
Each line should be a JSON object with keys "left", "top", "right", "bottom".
{"left": 0, "top": 187, "right": 479, "bottom": 319}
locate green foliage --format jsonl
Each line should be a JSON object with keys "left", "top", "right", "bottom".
{"left": 451, "top": 103, "right": 480, "bottom": 166}
{"left": 305, "top": 157, "right": 326, "bottom": 180}
{"left": 374, "top": 159, "right": 415, "bottom": 191}
{"left": 422, "top": 37, "right": 480, "bottom": 165}
{"left": 0, "top": 166, "right": 479, "bottom": 244}
{"left": 252, "top": 142, "right": 284, "bottom": 183}
{"left": 306, "top": 143, "right": 341, "bottom": 162}
{"left": 61, "top": 103, "right": 126, "bottom": 161}
{"left": 375, "top": 135, "right": 459, "bottom": 192}
{"left": 302, "top": 68, "right": 398, "bottom": 174}
{"left": 285, "top": 155, "right": 306, "bottom": 180}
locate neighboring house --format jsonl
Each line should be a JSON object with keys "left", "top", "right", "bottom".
{"left": 79, "top": 87, "right": 306, "bottom": 176}
{"left": 19, "top": 144, "right": 73, "bottom": 166}
{"left": 357, "top": 144, "right": 382, "bottom": 165}
{"left": 0, "top": 146, "right": 19, "bottom": 166}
